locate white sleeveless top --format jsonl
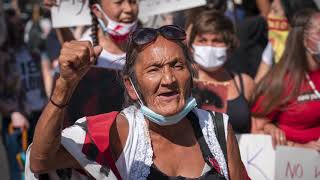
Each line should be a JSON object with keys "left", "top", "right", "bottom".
{"left": 115, "top": 106, "right": 229, "bottom": 180}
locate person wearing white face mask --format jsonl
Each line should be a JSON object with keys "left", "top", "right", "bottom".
{"left": 43, "top": 0, "right": 139, "bottom": 127}
{"left": 187, "top": 10, "right": 255, "bottom": 133}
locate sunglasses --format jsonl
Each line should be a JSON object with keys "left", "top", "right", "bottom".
{"left": 130, "top": 25, "right": 186, "bottom": 46}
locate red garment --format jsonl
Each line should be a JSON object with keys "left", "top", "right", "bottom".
{"left": 252, "top": 71, "right": 320, "bottom": 143}
{"left": 82, "top": 112, "right": 122, "bottom": 180}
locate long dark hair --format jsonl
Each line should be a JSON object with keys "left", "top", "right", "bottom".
{"left": 89, "top": 0, "right": 100, "bottom": 46}
{"left": 251, "top": 8, "right": 319, "bottom": 117}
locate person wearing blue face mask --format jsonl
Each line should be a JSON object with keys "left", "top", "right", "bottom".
{"left": 26, "top": 25, "right": 250, "bottom": 180}
{"left": 187, "top": 10, "right": 255, "bottom": 134}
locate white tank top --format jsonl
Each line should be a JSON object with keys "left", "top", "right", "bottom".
{"left": 115, "top": 105, "right": 229, "bottom": 180}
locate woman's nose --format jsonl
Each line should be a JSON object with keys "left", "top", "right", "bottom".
{"left": 122, "top": 1, "right": 134, "bottom": 13}
{"left": 161, "top": 67, "right": 177, "bottom": 86}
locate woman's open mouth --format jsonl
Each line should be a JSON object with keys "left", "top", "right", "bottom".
{"left": 158, "top": 91, "right": 180, "bottom": 102}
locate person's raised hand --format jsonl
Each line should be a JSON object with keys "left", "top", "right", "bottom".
{"left": 58, "top": 41, "right": 102, "bottom": 88}
{"left": 11, "top": 112, "right": 30, "bottom": 130}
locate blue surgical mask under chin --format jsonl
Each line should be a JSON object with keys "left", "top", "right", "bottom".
{"left": 140, "top": 97, "right": 197, "bottom": 126}
{"left": 129, "top": 78, "right": 197, "bottom": 126}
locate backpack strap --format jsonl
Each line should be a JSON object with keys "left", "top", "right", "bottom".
{"left": 187, "top": 112, "right": 226, "bottom": 177}
{"left": 207, "top": 111, "right": 228, "bottom": 165}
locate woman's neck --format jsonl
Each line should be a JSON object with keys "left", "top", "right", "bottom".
{"left": 98, "top": 29, "right": 126, "bottom": 55}
{"left": 198, "top": 67, "right": 232, "bottom": 83}
{"left": 148, "top": 118, "right": 196, "bottom": 146}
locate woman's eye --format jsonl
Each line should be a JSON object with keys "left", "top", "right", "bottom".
{"left": 198, "top": 39, "right": 206, "bottom": 43}
{"left": 147, "top": 67, "right": 159, "bottom": 73}
{"left": 113, "top": 0, "right": 123, "bottom": 4}
{"left": 174, "top": 63, "right": 184, "bottom": 70}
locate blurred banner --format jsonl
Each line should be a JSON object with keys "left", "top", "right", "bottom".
{"left": 51, "top": 0, "right": 206, "bottom": 28}
{"left": 138, "top": 0, "right": 206, "bottom": 18}
{"left": 315, "top": 0, "right": 320, "bottom": 9}
{"left": 238, "top": 134, "right": 320, "bottom": 180}
{"left": 51, "top": 0, "right": 91, "bottom": 28}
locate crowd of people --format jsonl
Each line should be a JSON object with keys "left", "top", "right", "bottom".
{"left": 0, "top": 0, "right": 319, "bottom": 179}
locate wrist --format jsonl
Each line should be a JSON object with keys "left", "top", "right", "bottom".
{"left": 50, "top": 78, "right": 77, "bottom": 107}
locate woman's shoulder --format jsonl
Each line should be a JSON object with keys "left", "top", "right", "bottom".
{"left": 233, "top": 73, "right": 255, "bottom": 99}
{"left": 194, "top": 108, "right": 229, "bottom": 128}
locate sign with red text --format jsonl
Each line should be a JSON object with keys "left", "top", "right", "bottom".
{"left": 138, "top": 0, "right": 206, "bottom": 18}
{"left": 238, "top": 134, "right": 320, "bottom": 180}
{"left": 51, "top": 0, "right": 91, "bottom": 28}
{"left": 275, "top": 146, "right": 320, "bottom": 180}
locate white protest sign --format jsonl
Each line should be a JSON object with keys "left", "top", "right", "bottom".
{"left": 138, "top": 0, "right": 206, "bottom": 18}
{"left": 238, "top": 134, "right": 275, "bottom": 180}
{"left": 51, "top": 0, "right": 91, "bottom": 28}
{"left": 238, "top": 134, "right": 320, "bottom": 180}
{"left": 275, "top": 146, "right": 320, "bottom": 180}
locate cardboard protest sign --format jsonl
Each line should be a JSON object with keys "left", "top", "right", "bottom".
{"left": 51, "top": 0, "right": 207, "bottom": 28}
{"left": 138, "top": 0, "right": 206, "bottom": 18}
{"left": 275, "top": 146, "right": 320, "bottom": 180}
{"left": 51, "top": 0, "right": 91, "bottom": 28}
{"left": 238, "top": 134, "right": 320, "bottom": 180}
{"left": 238, "top": 134, "right": 275, "bottom": 180}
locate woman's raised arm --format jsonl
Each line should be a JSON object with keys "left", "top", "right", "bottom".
{"left": 30, "top": 41, "right": 102, "bottom": 173}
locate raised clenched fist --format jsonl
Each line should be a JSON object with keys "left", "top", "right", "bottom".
{"left": 58, "top": 40, "right": 102, "bottom": 87}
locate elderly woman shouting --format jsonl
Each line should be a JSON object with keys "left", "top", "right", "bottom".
{"left": 28, "top": 25, "right": 249, "bottom": 180}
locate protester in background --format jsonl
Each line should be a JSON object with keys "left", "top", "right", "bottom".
{"left": 255, "top": 0, "right": 271, "bottom": 18}
{"left": 255, "top": 0, "right": 319, "bottom": 83}
{"left": 0, "top": 1, "right": 11, "bottom": 179}
{"left": 0, "top": 7, "right": 47, "bottom": 180}
{"left": 43, "top": 0, "right": 139, "bottom": 127}
{"left": 188, "top": 10, "right": 255, "bottom": 134}
{"left": 224, "top": 0, "right": 268, "bottom": 78}
{"left": 28, "top": 25, "right": 249, "bottom": 180}
{"left": 251, "top": 9, "right": 320, "bottom": 151}
{"left": 24, "top": 4, "right": 53, "bottom": 98}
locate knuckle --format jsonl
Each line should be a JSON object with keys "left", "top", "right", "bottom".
{"left": 62, "top": 42, "right": 70, "bottom": 48}
{"left": 84, "top": 40, "right": 91, "bottom": 46}
{"left": 78, "top": 45, "right": 86, "bottom": 52}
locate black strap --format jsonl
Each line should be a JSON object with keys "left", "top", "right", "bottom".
{"left": 230, "top": 72, "right": 244, "bottom": 95}
{"left": 238, "top": 73, "right": 244, "bottom": 94}
{"left": 187, "top": 112, "right": 217, "bottom": 171}
{"left": 207, "top": 111, "right": 228, "bottom": 166}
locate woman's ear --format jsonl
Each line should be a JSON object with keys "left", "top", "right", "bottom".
{"left": 123, "top": 76, "right": 139, "bottom": 101}
{"left": 91, "top": 3, "right": 103, "bottom": 19}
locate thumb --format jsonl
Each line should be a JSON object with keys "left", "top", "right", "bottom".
{"left": 94, "top": 46, "right": 103, "bottom": 58}
{"left": 91, "top": 46, "right": 103, "bottom": 64}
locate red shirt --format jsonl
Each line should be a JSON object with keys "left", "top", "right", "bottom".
{"left": 252, "top": 70, "right": 320, "bottom": 144}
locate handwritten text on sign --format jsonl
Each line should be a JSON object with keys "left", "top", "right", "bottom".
{"left": 275, "top": 146, "right": 320, "bottom": 180}
{"left": 238, "top": 135, "right": 275, "bottom": 180}
{"left": 238, "top": 134, "right": 320, "bottom": 180}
